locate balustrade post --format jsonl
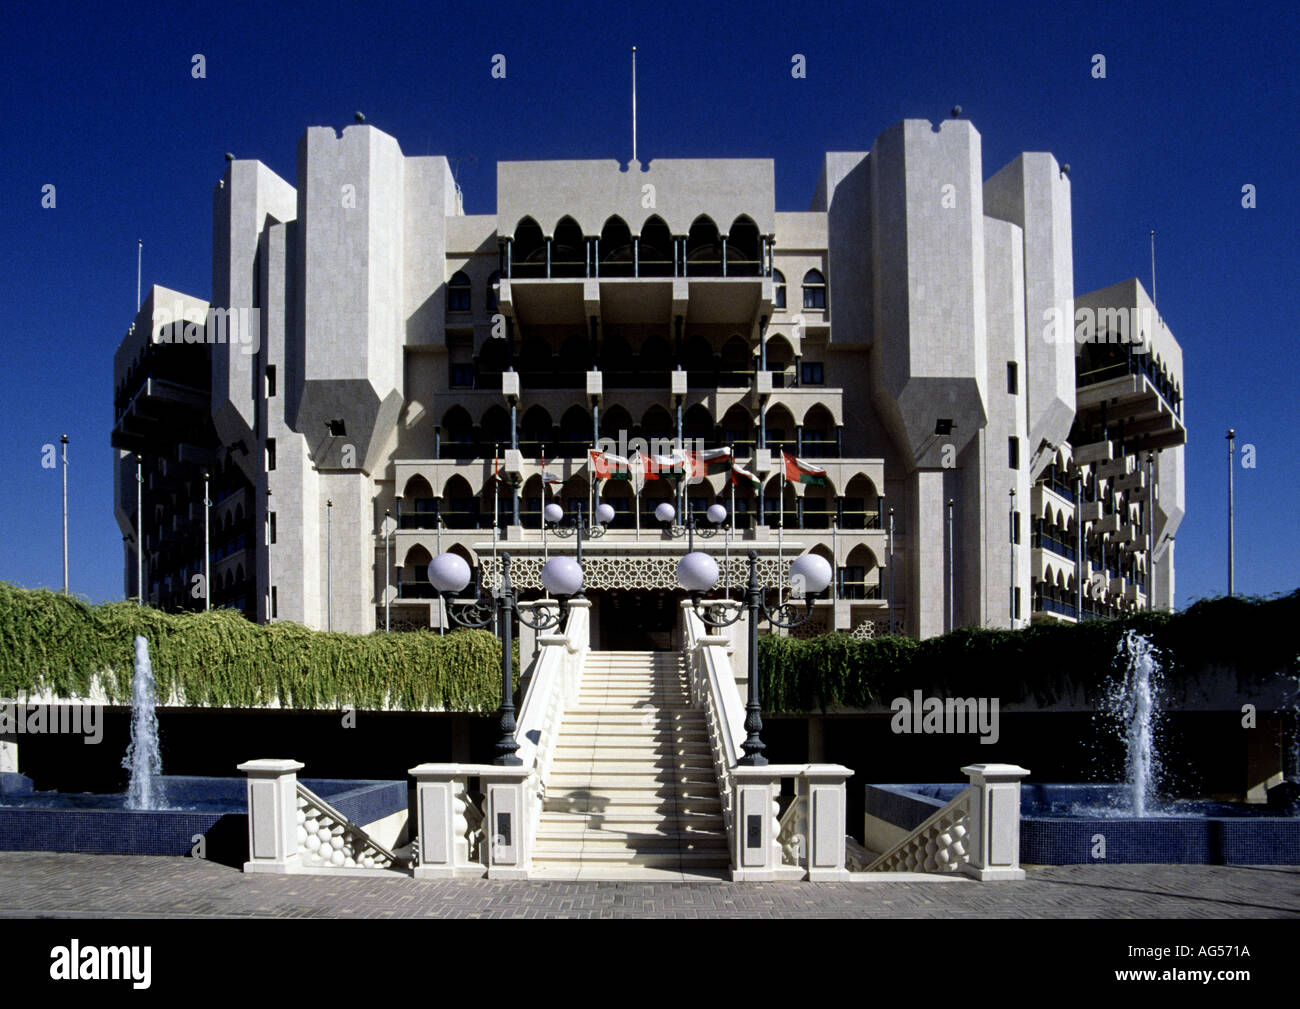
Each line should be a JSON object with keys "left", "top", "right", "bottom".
{"left": 409, "top": 763, "right": 480, "bottom": 878}
{"left": 801, "top": 765, "right": 853, "bottom": 881}
{"left": 960, "top": 763, "right": 1030, "bottom": 881}
{"left": 479, "top": 766, "right": 533, "bottom": 879}
{"left": 239, "top": 758, "right": 305, "bottom": 874}
{"left": 731, "top": 766, "right": 804, "bottom": 881}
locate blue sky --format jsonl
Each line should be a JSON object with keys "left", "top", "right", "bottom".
{"left": 0, "top": 0, "right": 1295, "bottom": 608}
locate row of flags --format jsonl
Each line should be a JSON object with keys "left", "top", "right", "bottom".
{"left": 588, "top": 447, "right": 827, "bottom": 492}
{"left": 492, "top": 445, "right": 829, "bottom": 492}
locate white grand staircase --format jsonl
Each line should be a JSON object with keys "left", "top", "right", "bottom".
{"left": 532, "top": 650, "right": 731, "bottom": 879}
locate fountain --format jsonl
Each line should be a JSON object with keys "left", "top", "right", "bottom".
{"left": 1099, "top": 629, "right": 1163, "bottom": 817}
{"left": 122, "top": 635, "right": 163, "bottom": 810}
{"left": 863, "top": 630, "right": 1300, "bottom": 864}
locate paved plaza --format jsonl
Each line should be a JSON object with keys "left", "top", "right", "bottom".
{"left": 0, "top": 853, "right": 1296, "bottom": 918}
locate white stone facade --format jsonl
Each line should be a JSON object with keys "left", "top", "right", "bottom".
{"left": 111, "top": 115, "right": 1185, "bottom": 641}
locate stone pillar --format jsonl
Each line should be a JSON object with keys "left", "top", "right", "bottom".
{"left": 239, "top": 759, "right": 305, "bottom": 874}
{"left": 802, "top": 765, "right": 853, "bottom": 881}
{"left": 960, "top": 763, "right": 1030, "bottom": 881}
{"left": 409, "top": 763, "right": 479, "bottom": 879}
{"left": 731, "top": 766, "right": 805, "bottom": 882}
{"left": 479, "top": 766, "right": 533, "bottom": 879}
{"left": 0, "top": 740, "right": 17, "bottom": 774}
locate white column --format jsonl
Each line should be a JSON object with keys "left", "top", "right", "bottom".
{"left": 239, "top": 759, "right": 305, "bottom": 874}
{"left": 960, "top": 763, "right": 1030, "bottom": 881}
{"left": 479, "top": 766, "right": 533, "bottom": 879}
{"left": 731, "top": 766, "right": 805, "bottom": 881}
{"left": 409, "top": 763, "right": 478, "bottom": 879}
{"left": 802, "top": 765, "right": 853, "bottom": 881}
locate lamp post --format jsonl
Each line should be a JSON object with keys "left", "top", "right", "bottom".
{"left": 658, "top": 501, "right": 726, "bottom": 555}
{"left": 887, "top": 507, "right": 895, "bottom": 633}
{"left": 60, "top": 434, "right": 68, "bottom": 593}
{"left": 677, "top": 549, "right": 832, "bottom": 765}
{"left": 547, "top": 500, "right": 612, "bottom": 588}
{"left": 326, "top": 498, "right": 333, "bottom": 632}
{"left": 384, "top": 508, "right": 392, "bottom": 633}
{"left": 203, "top": 471, "right": 211, "bottom": 611}
{"left": 136, "top": 454, "right": 144, "bottom": 605}
{"left": 946, "top": 497, "right": 954, "bottom": 633}
{"left": 1226, "top": 428, "right": 1235, "bottom": 598}
{"left": 430, "top": 551, "right": 583, "bottom": 765}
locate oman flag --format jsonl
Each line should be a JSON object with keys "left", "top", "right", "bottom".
{"left": 588, "top": 449, "right": 632, "bottom": 481}
{"left": 782, "top": 451, "right": 828, "bottom": 486}
{"left": 685, "top": 446, "right": 733, "bottom": 478}
{"left": 731, "top": 462, "right": 761, "bottom": 491}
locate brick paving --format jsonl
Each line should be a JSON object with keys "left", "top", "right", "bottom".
{"left": 0, "top": 853, "right": 1296, "bottom": 917}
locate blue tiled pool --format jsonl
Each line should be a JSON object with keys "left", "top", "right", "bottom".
{"left": 865, "top": 783, "right": 1300, "bottom": 865}
{"left": 0, "top": 773, "right": 406, "bottom": 860}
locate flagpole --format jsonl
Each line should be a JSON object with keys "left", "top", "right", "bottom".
{"left": 832, "top": 518, "right": 838, "bottom": 602}
{"left": 724, "top": 481, "right": 732, "bottom": 598}
{"left": 493, "top": 443, "right": 500, "bottom": 605}
{"left": 778, "top": 457, "right": 785, "bottom": 593}
{"left": 730, "top": 470, "right": 736, "bottom": 536}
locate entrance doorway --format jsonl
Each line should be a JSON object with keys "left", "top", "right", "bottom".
{"left": 597, "top": 590, "right": 681, "bottom": 650}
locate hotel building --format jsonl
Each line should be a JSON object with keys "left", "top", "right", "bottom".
{"left": 110, "top": 116, "right": 1186, "bottom": 647}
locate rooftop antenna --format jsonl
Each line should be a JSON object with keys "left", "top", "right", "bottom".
{"left": 136, "top": 239, "right": 142, "bottom": 310}
{"left": 631, "top": 45, "right": 637, "bottom": 163}
{"left": 1149, "top": 229, "right": 1157, "bottom": 312}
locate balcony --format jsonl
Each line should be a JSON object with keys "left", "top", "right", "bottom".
{"left": 1032, "top": 530, "right": 1076, "bottom": 562}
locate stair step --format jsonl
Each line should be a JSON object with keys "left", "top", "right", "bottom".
{"left": 539, "top": 811, "right": 724, "bottom": 827}
{"left": 534, "top": 833, "right": 728, "bottom": 851}
{"left": 530, "top": 850, "right": 729, "bottom": 868}
{"left": 566, "top": 708, "right": 699, "bottom": 716}
{"left": 553, "top": 747, "right": 712, "bottom": 759}
{"left": 542, "top": 797, "right": 723, "bottom": 814}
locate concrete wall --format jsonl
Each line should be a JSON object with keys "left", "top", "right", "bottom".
{"left": 984, "top": 153, "right": 1075, "bottom": 479}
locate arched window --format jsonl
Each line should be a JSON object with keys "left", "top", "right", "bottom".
{"left": 559, "top": 406, "right": 591, "bottom": 455}
{"left": 772, "top": 269, "right": 786, "bottom": 310}
{"left": 683, "top": 335, "right": 715, "bottom": 387}
{"left": 552, "top": 217, "right": 585, "bottom": 277}
{"left": 686, "top": 216, "right": 722, "bottom": 276}
{"left": 727, "top": 216, "right": 761, "bottom": 276}
{"left": 639, "top": 216, "right": 673, "bottom": 276}
{"left": 640, "top": 405, "right": 674, "bottom": 451}
{"left": 520, "top": 406, "right": 554, "bottom": 456}
{"left": 440, "top": 407, "right": 474, "bottom": 458}
{"left": 480, "top": 406, "right": 512, "bottom": 458}
{"left": 518, "top": 337, "right": 552, "bottom": 389}
{"left": 683, "top": 404, "right": 714, "bottom": 444}
{"left": 802, "top": 269, "right": 826, "bottom": 310}
{"left": 555, "top": 332, "right": 591, "bottom": 388}
{"left": 719, "top": 335, "right": 751, "bottom": 388}
{"left": 448, "top": 271, "right": 472, "bottom": 313}
{"left": 513, "top": 217, "right": 545, "bottom": 278}
{"left": 637, "top": 335, "right": 672, "bottom": 388}
{"left": 600, "top": 217, "right": 634, "bottom": 277}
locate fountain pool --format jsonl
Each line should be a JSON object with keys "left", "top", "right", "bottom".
{"left": 0, "top": 637, "right": 407, "bottom": 861}
{"left": 863, "top": 630, "right": 1299, "bottom": 865}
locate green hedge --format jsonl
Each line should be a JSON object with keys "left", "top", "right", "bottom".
{"left": 0, "top": 583, "right": 511, "bottom": 712}
{"left": 760, "top": 590, "right": 1300, "bottom": 713}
